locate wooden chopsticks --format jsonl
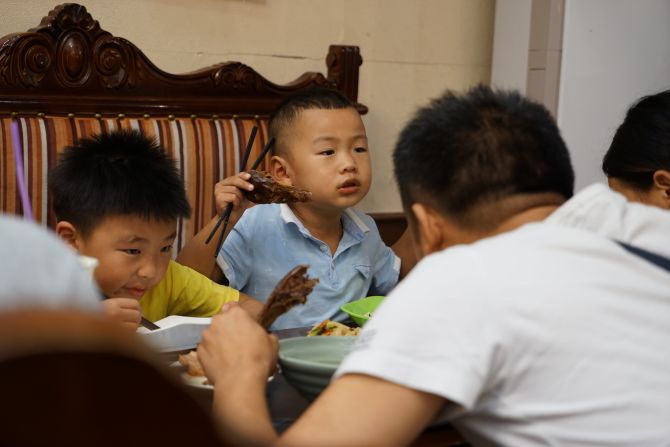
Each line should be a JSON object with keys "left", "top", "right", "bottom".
{"left": 205, "top": 127, "right": 275, "bottom": 259}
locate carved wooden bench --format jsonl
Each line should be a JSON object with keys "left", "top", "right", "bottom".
{"left": 0, "top": 3, "right": 368, "bottom": 252}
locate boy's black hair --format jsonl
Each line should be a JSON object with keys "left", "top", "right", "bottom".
{"left": 394, "top": 84, "right": 574, "bottom": 230}
{"left": 268, "top": 87, "right": 355, "bottom": 156}
{"left": 602, "top": 90, "right": 670, "bottom": 190}
{"left": 49, "top": 130, "right": 191, "bottom": 236}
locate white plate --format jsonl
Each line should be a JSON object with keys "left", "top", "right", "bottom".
{"left": 138, "top": 316, "right": 212, "bottom": 352}
{"left": 170, "top": 360, "right": 211, "bottom": 388}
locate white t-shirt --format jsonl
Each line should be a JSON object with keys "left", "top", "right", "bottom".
{"left": 0, "top": 215, "right": 101, "bottom": 312}
{"left": 335, "top": 184, "right": 670, "bottom": 446}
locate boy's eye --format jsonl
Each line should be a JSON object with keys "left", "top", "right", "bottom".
{"left": 123, "top": 249, "right": 141, "bottom": 255}
{"left": 354, "top": 147, "right": 368, "bottom": 153}
{"left": 319, "top": 149, "right": 335, "bottom": 156}
{"left": 160, "top": 245, "right": 173, "bottom": 253}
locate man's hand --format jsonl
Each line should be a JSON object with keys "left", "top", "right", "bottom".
{"left": 198, "top": 303, "right": 279, "bottom": 446}
{"left": 198, "top": 303, "right": 278, "bottom": 386}
{"left": 101, "top": 297, "right": 141, "bottom": 330}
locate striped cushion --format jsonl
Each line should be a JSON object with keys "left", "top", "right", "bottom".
{"left": 0, "top": 116, "right": 270, "bottom": 254}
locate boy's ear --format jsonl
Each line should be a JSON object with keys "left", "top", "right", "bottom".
{"left": 652, "top": 170, "right": 670, "bottom": 208}
{"left": 55, "top": 221, "right": 81, "bottom": 250}
{"left": 270, "top": 155, "right": 293, "bottom": 186}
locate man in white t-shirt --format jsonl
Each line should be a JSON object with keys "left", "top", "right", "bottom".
{"left": 196, "top": 86, "right": 670, "bottom": 446}
{"left": 0, "top": 214, "right": 101, "bottom": 312}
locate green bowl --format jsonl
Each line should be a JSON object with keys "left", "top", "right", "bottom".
{"left": 278, "top": 336, "right": 357, "bottom": 401}
{"left": 340, "top": 295, "right": 384, "bottom": 326}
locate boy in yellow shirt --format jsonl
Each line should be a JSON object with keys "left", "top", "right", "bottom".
{"left": 49, "top": 130, "right": 262, "bottom": 329}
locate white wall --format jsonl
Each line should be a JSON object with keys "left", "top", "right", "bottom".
{"left": 491, "top": 0, "right": 532, "bottom": 91}
{"left": 558, "top": 0, "right": 670, "bottom": 190}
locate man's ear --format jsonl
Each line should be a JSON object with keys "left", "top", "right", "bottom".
{"left": 55, "top": 221, "right": 81, "bottom": 250}
{"left": 652, "top": 170, "right": 670, "bottom": 208}
{"left": 410, "top": 203, "right": 446, "bottom": 256}
{"left": 269, "top": 155, "right": 292, "bottom": 186}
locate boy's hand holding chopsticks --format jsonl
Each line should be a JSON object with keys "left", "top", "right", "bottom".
{"left": 205, "top": 128, "right": 275, "bottom": 257}
{"left": 212, "top": 172, "right": 255, "bottom": 229}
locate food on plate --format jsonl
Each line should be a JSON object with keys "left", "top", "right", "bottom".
{"left": 307, "top": 320, "right": 361, "bottom": 336}
{"left": 178, "top": 350, "right": 205, "bottom": 377}
{"left": 258, "top": 265, "right": 318, "bottom": 329}
{"left": 244, "top": 170, "right": 312, "bottom": 204}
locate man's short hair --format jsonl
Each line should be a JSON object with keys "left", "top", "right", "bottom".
{"left": 49, "top": 130, "right": 191, "bottom": 236}
{"left": 268, "top": 87, "right": 355, "bottom": 156}
{"left": 393, "top": 85, "right": 574, "bottom": 230}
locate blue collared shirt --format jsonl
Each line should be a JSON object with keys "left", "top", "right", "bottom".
{"left": 218, "top": 204, "right": 400, "bottom": 329}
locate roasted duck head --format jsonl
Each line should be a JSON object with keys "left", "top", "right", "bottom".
{"left": 244, "top": 170, "right": 311, "bottom": 204}
{"left": 258, "top": 265, "right": 318, "bottom": 329}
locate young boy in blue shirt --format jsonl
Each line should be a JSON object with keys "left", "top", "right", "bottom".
{"left": 49, "top": 131, "right": 262, "bottom": 330}
{"left": 178, "top": 88, "right": 402, "bottom": 329}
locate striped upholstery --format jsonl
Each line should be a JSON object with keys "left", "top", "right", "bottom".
{"left": 0, "top": 116, "right": 270, "bottom": 254}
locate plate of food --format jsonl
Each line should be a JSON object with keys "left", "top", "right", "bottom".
{"left": 180, "top": 371, "right": 213, "bottom": 389}
{"left": 170, "top": 351, "right": 211, "bottom": 389}
{"left": 168, "top": 265, "right": 318, "bottom": 390}
{"left": 307, "top": 320, "right": 360, "bottom": 336}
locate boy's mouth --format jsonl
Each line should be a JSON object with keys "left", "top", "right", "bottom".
{"left": 337, "top": 179, "right": 361, "bottom": 194}
{"left": 122, "top": 287, "right": 146, "bottom": 299}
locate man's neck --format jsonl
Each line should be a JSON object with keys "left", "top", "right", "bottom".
{"left": 491, "top": 204, "right": 560, "bottom": 235}
{"left": 447, "top": 192, "right": 566, "bottom": 245}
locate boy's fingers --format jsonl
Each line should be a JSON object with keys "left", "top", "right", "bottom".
{"left": 116, "top": 298, "right": 141, "bottom": 310}
{"left": 217, "top": 176, "right": 254, "bottom": 191}
{"left": 119, "top": 308, "right": 141, "bottom": 323}
{"left": 214, "top": 185, "right": 244, "bottom": 199}
{"left": 121, "top": 318, "right": 140, "bottom": 330}
{"left": 221, "top": 302, "right": 239, "bottom": 313}
{"left": 215, "top": 189, "right": 247, "bottom": 207}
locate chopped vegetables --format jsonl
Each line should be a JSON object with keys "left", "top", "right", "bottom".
{"left": 307, "top": 320, "right": 360, "bottom": 336}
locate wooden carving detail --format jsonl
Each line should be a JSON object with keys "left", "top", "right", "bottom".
{"left": 0, "top": 34, "right": 51, "bottom": 87}
{"left": 33, "top": 3, "right": 101, "bottom": 39}
{"left": 30, "top": 3, "right": 106, "bottom": 88}
{"left": 0, "top": 3, "right": 366, "bottom": 115}
{"left": 57, "top": 31, "right": 90, "bottom": 86}
{"left": 94, "top": 37, "right": 135, "bottom": 89}
{"left": 20, "top": 36, "right": 54, "bottom": 87}
{"left": 212, "top": 63, "right": 260, "bottom": 92}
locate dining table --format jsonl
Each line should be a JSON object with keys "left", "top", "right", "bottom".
{"left": 172, "top": 327, "right": 468, "bottom": 447}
